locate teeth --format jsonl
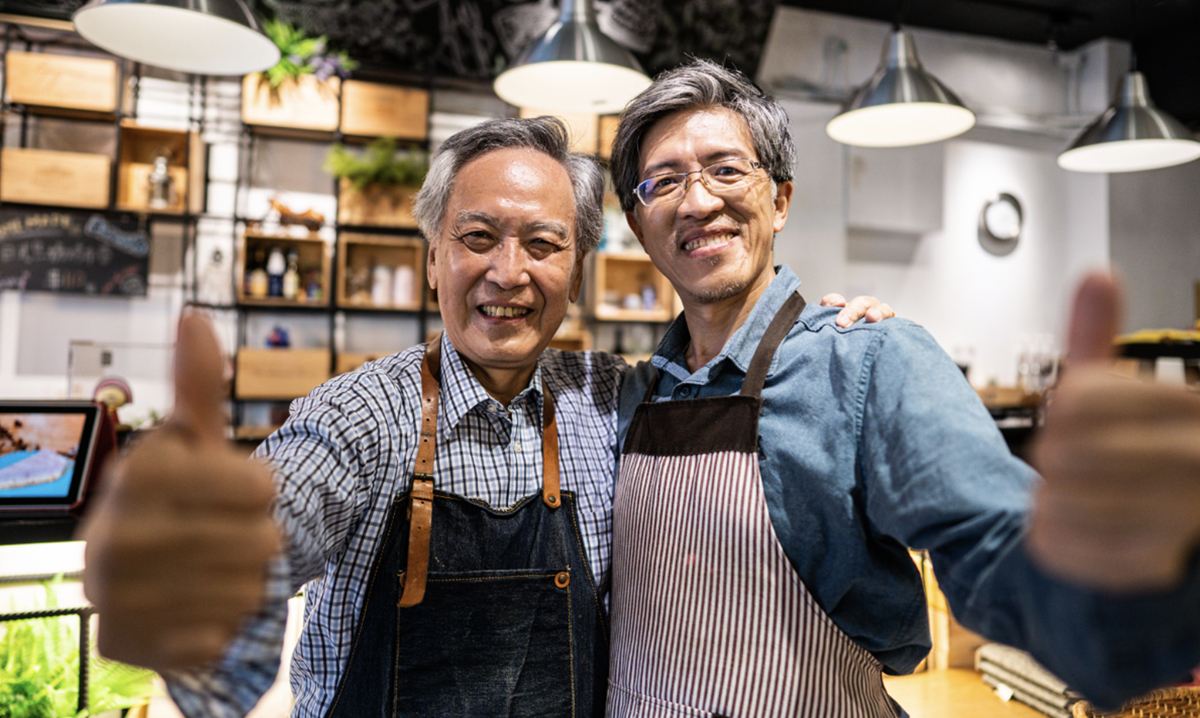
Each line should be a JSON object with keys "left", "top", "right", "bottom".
{"left": 481, "top": 305, "right": 531, "bottom": 318}
{"left": 683, "top": 233, "right": 734, "bottom": 251}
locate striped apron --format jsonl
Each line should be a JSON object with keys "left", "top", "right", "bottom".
{"left": 608, "top": 292, "right": 899, "bottom": 718}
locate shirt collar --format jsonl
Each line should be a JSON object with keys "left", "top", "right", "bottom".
{"left": 437, "top": 334, "right": 544, "bottom": 431}
{"left": 651, "top": 265, "right": 802, "bottom": 380}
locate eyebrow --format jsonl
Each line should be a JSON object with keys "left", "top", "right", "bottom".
{"left": 452, "top": 210, "right": 571, "bottom": 241}
{"left": 641, "top": 150, "right": 753, "bottom": 179}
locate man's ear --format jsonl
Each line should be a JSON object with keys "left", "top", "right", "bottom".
{"left": 426, "top": 239, "right": 438, "bottom": 290}
{"left": 773, "top": 181, "right": 794, "bottom": 234}
{"left": 569, "top": 250, "right": 586, "bottom": 303}
{"left": 627, "top": 210, "right": 647, "bottom": 251}
{"left": 426, "top": 238, "right": 439, "bottom": 303}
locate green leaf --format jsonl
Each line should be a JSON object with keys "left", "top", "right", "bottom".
{"left": 323, "top": 138, "right": 429, "bottom": 189}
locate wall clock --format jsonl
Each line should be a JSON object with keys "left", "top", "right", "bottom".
{"left": 978, "top": 193, "right": 1022, "bottom": 256}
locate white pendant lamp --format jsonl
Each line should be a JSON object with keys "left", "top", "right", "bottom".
{"left": 73, "top": 0, "right": 280, "bottom": 76}
{"left": 1057, "top": 70, "right": 1200, "bottom": 173}
{"left": 826, "top": 28, "right": 976, "bottom": 148}
{"left": 493, "top": 0, "right": 651, "bottom": 115}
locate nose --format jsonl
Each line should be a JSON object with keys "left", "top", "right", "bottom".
{"left": 676, "top": 171, "right": 723, "bottom": 218}
{"left": 485, "top": 239, "right": 532, "bottom": 290}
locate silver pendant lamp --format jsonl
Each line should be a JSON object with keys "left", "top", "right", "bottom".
{"left": 72, "top": 0, "right": 280, "bottom": 76}
{"left": 493, "top": 0, "right": 651, "bottom": 115}
{"left": 825, "top": 27, "right": 976, "bottom": 147}
{"left": 1057, "top": 70, "right": 1200, "bottom": 173}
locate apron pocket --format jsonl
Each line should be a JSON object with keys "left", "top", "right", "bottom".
{"left": 394, "top": 569, "right": 574, "bottom": 718}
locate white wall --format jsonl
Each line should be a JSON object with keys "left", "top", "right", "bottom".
{"left": 1109, "top": 160, "right": 1200, "bottom": 332}
{"left": 759, "top": 7, "right": 1200, "bottom": 388}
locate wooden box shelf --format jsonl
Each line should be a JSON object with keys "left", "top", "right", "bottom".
{"left": 4, "top": 51, "right": 119, "bottom": 118}
{"left": 241, "top": 74, "right": 340, "bottom": 134}
{"left": 234, "top": 347, "right": 330, "bottom": 400}
{"left": 335, "top": 351, "right": 392, "bottom": 376}
{"left": 116, "top": 122, "right": 205, "bottom": 214}
{"left": 236, "top": 230, "right": 331, "bottom": 306}
{"left": 590, "top": 251, "right": 677, "bottom": 322}
{"left": 339, "top": 80, "right": 428, "bottom": 140}
{"left": 0, "top": 147, "right": 110, "bottom": 209}
{"left": 336, "top": 179, "right": 419, "bottom": 228}
{"left": 336, "top": 233, "right": 424, "bottom": 310}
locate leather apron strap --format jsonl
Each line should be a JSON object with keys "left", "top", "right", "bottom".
{"left": 398, "top": 334, "right": 441, "bottom": 607}
{"left": 637, "top": 291, "right": 807, "bottom": 405}
{"left": 398, "top": 333, "right": 562, "bottom": 607}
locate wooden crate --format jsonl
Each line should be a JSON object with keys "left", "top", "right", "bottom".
{"left": 5, "top": 51, "right": 118, "bottom": 115}
{"left": 336, "top": 233, "right": 424, "bottom": 310}
{"left": 237, "top": 230, "right": 331, "bottom": 305}
{"left": 335, "top": 351, "right": 393, "bottom": 375}
{"left": 340, "top": 80, "right": 428, "bottom": 139}
{"left": 116, "top": 123, "right": 204, "bottom": 214}
{"left": 234, "top": 348, "right": 330, "bottom": 400}
{"left": 336, "top": 179, "right": 419, "bottom": 228}
{"left": 241, "top": 74, "right": 340, "bottom": 133}
{"left": 590, "top": 251, "right": 676, "bottom": 322}
{"left": 0, "top": 147, "right": 110, "bottom": 209}
{"left": 599, "top": 115, "right": 619, "bottom": 159}
{"left": 549, "top": 330, "right": 592, "bottom": 352}
{"left": 519, "top": 107, "right": 598, "bottom": 154}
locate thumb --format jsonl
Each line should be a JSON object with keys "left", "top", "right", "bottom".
{"left": 172, "top": 311, "right": 228, "bottom": 444}
{"left": 1065, "top": 271, "right": 1122, "bottom": 368}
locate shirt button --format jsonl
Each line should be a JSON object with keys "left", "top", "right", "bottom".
{"left": 513, "top": 441, "right": 523, "bottom": 452}
{"left": 678, "top": 385, "right": 693, "bottom": 398}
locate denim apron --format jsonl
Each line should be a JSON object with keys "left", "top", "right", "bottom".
{"left": 608, "top": 293, "right": 899, "bottom": 718}
{"left": 326, "top": 336, "right": 609, "bottom": 718}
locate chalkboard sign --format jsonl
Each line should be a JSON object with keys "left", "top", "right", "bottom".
{"left": 0, "top": 209, "right": 149, "bottom": 296}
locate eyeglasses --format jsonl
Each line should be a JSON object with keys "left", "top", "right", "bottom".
{"left": 633, "top": 158, "right": 765, "bottom": 207}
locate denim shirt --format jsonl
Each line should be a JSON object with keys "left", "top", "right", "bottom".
{"left": 618, "top": 265, "right": 1200, "bottom": 709}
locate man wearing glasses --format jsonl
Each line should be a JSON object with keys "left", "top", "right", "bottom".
{"left": 605, "top": 58, "right": 1200, "bottom": 717}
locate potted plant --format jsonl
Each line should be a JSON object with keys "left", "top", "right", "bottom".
{"left": 325, "top": 137, "right": 429, "bottom": 228}
{"left": 241, "top": 18, "right": 358, "bottom": 132}
{"left": 0, "top": 578, "right": 157, "bottom": 717}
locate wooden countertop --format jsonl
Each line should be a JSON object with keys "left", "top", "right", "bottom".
{"left": 884, "top": 669, "right": 1047, "bottom": 717}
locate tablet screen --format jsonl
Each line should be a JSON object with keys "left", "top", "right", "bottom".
{"left": 0, "top": 402, "right": 101, "bottom": 512}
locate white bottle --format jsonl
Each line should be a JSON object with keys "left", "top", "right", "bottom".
{"left": 392, "top": 265, "right": 414, "bottom": 306}
{"left": 371, "top": 264, "right": 392, "bottom": 307}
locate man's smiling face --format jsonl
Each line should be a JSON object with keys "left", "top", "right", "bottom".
{"left": 428, "top": 146, "right": 583, "bottom": 384}
{"left": 627, "top": 106, "right": 791, "bottom": 309}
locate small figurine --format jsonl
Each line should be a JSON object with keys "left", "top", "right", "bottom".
{"left": 93, "top": 376, "right": 133, "bottom": 424}
{"left": 266, "top": 325, "right": 291, "bottom": 348}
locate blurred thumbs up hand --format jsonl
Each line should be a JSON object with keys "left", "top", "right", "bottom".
{"left": 1027, "top": 272, "right": 1200, "bottom": 593}
{"left": 80, "top": 312, "right": 281, "bottom": 671}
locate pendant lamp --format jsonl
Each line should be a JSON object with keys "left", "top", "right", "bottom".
{"left": 1057, "top": 71, "right": 1200, "bottom": 173}
{"left": 493, "top": 0, "right": 651, "bottom": 115}
{"left": 73, "top": 0, "right": 280, "bottom": 76}
{"left": 826, "top": 28, "right": 976, "bottom": 147}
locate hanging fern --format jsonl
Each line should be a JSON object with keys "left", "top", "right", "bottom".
{"left": 324, "top": 137, "right": 429, "bottom": 190}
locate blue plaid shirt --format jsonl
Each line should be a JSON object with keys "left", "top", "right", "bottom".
{"left": 166, "top": 335, "right": 626, "bottom": 717}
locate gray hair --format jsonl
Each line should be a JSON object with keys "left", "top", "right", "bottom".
{"left": 413, "top": 116, "right": 605, "bottom": 255}
{"left": 610, "top": 58, "right": 796, "bottom": 213}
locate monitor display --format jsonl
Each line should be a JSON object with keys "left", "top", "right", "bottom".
{"left": 0, "top": 401, "right": 102, "bottom": 513}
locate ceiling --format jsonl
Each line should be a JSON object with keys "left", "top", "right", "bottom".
{"left": 3, "top": 0, "right": 1198, "bottom": 128}
{"left": 777, "top": 0, "right": 1200, "bottom": 128}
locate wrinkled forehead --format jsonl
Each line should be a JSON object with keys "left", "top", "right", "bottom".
{"left": 444, "top": 147, "right": 578, "bottom": 236}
